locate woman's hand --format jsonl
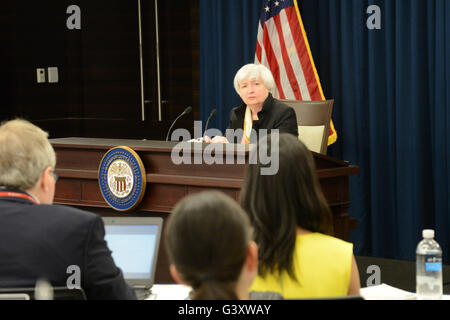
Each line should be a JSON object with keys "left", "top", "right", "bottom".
{"left": 211, "top": 136, "right": 229, "bottom": 143}
{"left": 204, "top": 136, "right": 229, "bottom": 144}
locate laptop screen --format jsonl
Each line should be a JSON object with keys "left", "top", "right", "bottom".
{"left": 103, "top": 217, "right": 163, "bottom": 284}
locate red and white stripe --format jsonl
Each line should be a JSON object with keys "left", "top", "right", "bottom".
{"left": 255, "top": 5, "right": 322, "bottom": 101}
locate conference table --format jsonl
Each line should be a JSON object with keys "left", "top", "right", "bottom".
{"left": 147, "top": 284, "right": 450, "bottom": 300}
{"left": 356, "top": 256, "right": 450, "bottom": 295}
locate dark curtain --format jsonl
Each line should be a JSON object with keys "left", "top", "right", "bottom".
{"left": 200, "top": 0, "right": 449, "bottom": 263}
{"left": 199, "top": 0, "right": 261, "bottom": 133}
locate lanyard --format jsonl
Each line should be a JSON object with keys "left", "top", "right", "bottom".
{"left": 0, "top": 191, "right": 38, "bottom": 204}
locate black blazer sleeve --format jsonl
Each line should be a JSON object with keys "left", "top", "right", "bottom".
{"left": 83, "top": 215, "right": 137, "bottom": 300}
{"left": 227, "top": 107, "right": 243, "bottom": 130}
{"left": 273, "top": 106, "right": 299, "bottom": 137}
{"left": 226, "top": 107, "right": 244, "bottom": 143}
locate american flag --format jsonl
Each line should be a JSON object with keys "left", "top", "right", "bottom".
{"left": 255, "top": 0, "right": 337, "bottom": 145}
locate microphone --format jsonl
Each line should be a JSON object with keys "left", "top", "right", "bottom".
{"left": 166, "top": 106, "right": 192, "bottom": 141}
{"left": 204, "top": 108, "right": 217, "bottom": 136}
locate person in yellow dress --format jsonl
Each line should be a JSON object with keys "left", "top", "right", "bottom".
{"left": 240, "top": 133, "right": 361, "bottom": 299}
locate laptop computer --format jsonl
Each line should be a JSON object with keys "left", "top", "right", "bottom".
{"left": 103, "top": 217, "right": 163, "bottom": 300}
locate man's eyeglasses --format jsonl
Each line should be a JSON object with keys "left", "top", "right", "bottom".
{"left": 50, "top": 170, "right": 59, "bottom": 182}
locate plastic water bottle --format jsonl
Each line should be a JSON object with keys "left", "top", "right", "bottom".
{"left": 416, "top": 229, "right": 443, "bottom": 300}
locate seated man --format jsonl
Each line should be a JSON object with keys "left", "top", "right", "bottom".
{"left": 0, "top": 119, "right": 136, "bottom": 300}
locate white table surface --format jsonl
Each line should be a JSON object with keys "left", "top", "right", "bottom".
{"left": 148, "top": 283, "right": 450, "bottom": 300}
{"left": 147, "top": 284, "right": 191, "bottom": 300}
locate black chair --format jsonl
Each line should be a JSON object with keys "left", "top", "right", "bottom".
{"left": 0, "top": 287, "right": 87, "bottom": 300}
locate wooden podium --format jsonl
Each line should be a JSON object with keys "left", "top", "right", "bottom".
{"left": 50, "top": 138, "right": 359, "bottom": 283}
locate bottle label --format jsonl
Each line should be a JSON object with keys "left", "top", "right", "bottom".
{"left": 425, "top": 256, "right": 442, "bottom": 272}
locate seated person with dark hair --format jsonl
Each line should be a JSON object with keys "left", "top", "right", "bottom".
{"left": 0, "top": 119, "right": 136, "bottom": 300}
{"left": 165, "top": 191, "right": 258, "bottom": 300}
{"left": 241, "top": 133, "right": 360, "bottom": 299}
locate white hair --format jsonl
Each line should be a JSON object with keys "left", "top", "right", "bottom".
{"left": 0, "top": 119, "right": 56, "bottom": 190}
{"left": 233, "top": 64, "right": 275, "bottom": 96}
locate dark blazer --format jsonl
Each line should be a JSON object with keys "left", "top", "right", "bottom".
{"left": 0, "top": 191, "right": 136, "bottom": 300}
{"left": 227, "top": 93, "right": 298, "bottom": 143}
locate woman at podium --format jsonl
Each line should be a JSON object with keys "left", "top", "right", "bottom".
{"left": 204, "top": 64, "right": 298, "bottom": 144}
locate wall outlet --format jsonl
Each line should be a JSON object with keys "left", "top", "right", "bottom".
{"left": 48, "top": 67, "right": 58, "bottom": 83}
{"left": 36, "top": 68, "right": 46, "bottom": 83}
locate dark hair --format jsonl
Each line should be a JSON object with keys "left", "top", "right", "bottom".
{"left": 240, "top": 133, "right": 333, "bottom": 280}
{"left": 165, "top": 191, "right": 251, "bottom": 300}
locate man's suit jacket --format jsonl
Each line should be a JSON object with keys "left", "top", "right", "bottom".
{"left": 227, "top": 93, "right": 299, "bottom": 143}
{"left": 0, "top": 191, "right": 136, "bottom": 300}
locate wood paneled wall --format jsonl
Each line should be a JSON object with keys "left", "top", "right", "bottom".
{"left": 0, "top": 0, "right": 199, "bottom": 140}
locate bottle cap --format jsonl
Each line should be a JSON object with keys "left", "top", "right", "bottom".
{"left": 422, "top": 229, "right": 435, "bottom": 239}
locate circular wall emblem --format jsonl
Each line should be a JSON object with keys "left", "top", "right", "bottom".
{"left": 98, "top": 146, "right": 146, "bottom": 211}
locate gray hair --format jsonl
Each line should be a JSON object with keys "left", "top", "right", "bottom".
{"left": 0, "top": 119, "right": 56, "bottom": 190}
{"left": 233, "top": 64, "right": 275, "bottom": 96}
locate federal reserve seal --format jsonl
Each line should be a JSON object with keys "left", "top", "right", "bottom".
{"left": 98, "top": 146, "right": 146, "bottom": 211}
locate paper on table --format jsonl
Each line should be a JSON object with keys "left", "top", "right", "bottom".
{"left": 147, "top": 284, "right": 192, "bottom": 300}
{"left": 360, "top": 283, "right": 417, "bottom": 300}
